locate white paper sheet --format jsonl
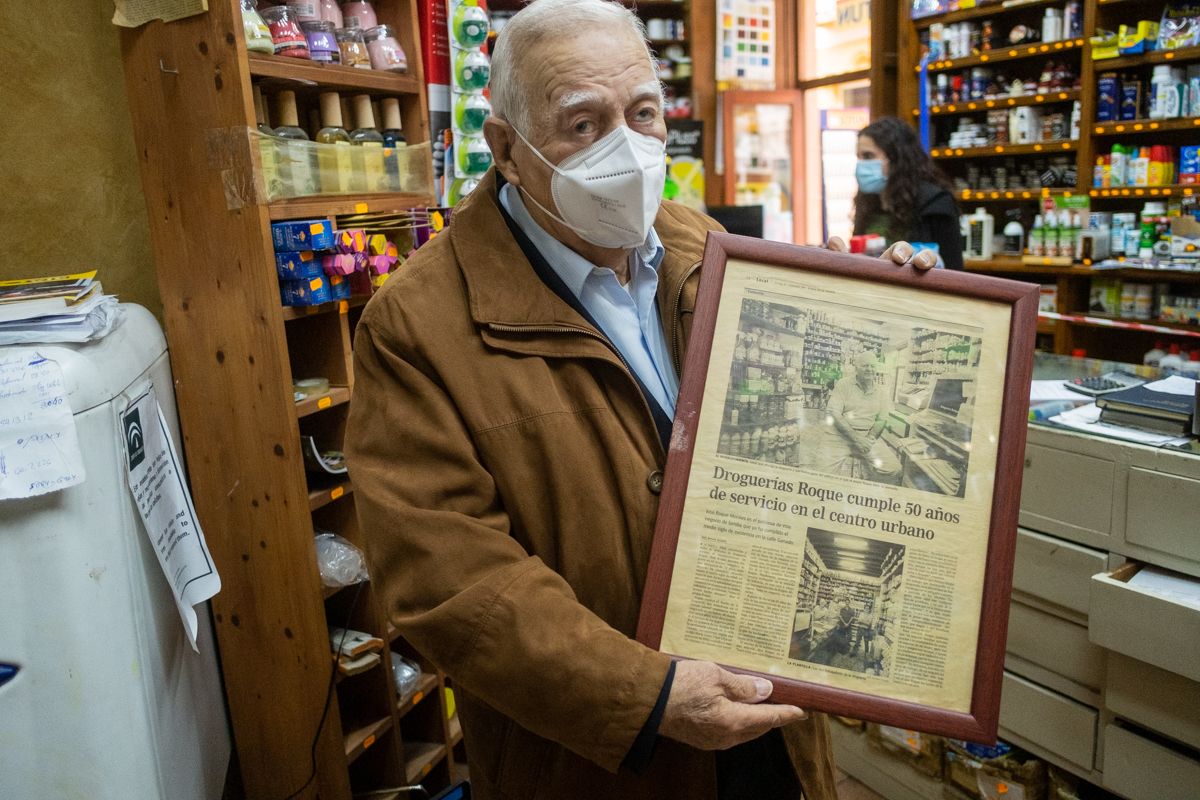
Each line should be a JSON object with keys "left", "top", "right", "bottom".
{"left": 1049, "top": 403, "right": 1192, "bottom": 446}
{"left": 1030, "top": 379, "right": 1089, "bottom": 402}
{"left": 1128, "top": 565, "right": 1200, "bottom": 610}
{"left": 0, "top": 350, "right": 86, "bottom": 500}
{"left": 123, "top": 385, "right": 220, "bottom": 650}
{"left": 1142, "top": 375, "right": 1199, "bottom": 396}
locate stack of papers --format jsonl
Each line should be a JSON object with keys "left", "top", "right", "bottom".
{"left": 0, "top": 271, "right": 122, "bottom": 344}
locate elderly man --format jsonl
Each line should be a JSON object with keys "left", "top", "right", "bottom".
{"left": 818, "top": 350, "right": 903, "bottom": 483}
{"left": 346, "top": 1, "right": 932, "bottom": 798}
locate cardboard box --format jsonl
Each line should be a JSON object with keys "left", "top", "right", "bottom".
{"left": 944, "top": 739, "right": 1046, "bottom": 800}
{"left": 275, "top": 250, "right": 324, "bottom": 279}
{"left": 271, "top": 219, "right": 335, "bottom": 252}
{"left": 280, "top": 275, "right": 333, "bottom": 306}
{"left": 866, "top": 723, "right": 943, "bottom": 778}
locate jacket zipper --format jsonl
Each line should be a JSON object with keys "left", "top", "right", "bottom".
{"left": 484, "top": 321, "right": 666, "bottom": 460}
{"left": 669, "top": 260, "right": 703, "bottom": 377}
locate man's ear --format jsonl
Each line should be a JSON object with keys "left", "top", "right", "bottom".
{"left": 484, "top": 117, "right": 521, "bottom": 187}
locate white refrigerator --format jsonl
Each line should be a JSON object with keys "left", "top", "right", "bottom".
{"left": 0, "top": 305, "right": 230, "bottom": 799}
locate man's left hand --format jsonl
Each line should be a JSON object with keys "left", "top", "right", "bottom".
{"left": 826, "top": 238, "right": 938, "bottom": 270}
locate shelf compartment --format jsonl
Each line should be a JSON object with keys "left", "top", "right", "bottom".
{"left": 269, "top": 192, "right": 433, "bottom": 221}
{"left": 398, "top": 672, "right": 440, "bottom": 719}
{"left": 1041, "top": 310, "right": 1200, "bottom": 337}
{"left": 931, "top": 140, "right": 1077, "bottom": 158}
{"left": 957, "top": 188, "right": 1076, "bottom": 202}
{"left": 1094, "top": 44, "right": 1200, "bottom": 71}
{"left": 912, "top": 0, "right": 1062, "bottom": 30}
{"left": 921, "top": 38, "right": 1085, "bottom": 74}
{"left": 921, "top": 89, "right": 1079, "bottom": 117}
{"left": 403, "top": 742, "right": 447, "bottom": 783}
{"left": 309, "top": 479, "right": 353, "bottom": 512}
{"left": 344, "top": 716, "right": 395, "bottom": 764}
{"left": 1089, "top": 185, "right": 1199, "bottom": 199}
{"left": 1093, "top": 116, "right": 1200, "bottom": 136}
{"left": 448, "top": 715, "right": 462, "bottom": 748}
{"left": 249, "top": 53, "right": 421, "bottom": 95}
{"left": 296, "top": 386, "right": 351, "bottom": 418}
{"left": 282, "top": 295, "right": 369, "bottom": 322}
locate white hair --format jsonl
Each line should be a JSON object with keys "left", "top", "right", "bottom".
{"left": 490, "top": 0, "right": 654, "bottom": 134}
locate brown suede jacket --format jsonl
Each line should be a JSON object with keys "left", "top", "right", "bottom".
{"left": 345, "top": 169, "right": 837, "bottom": 800}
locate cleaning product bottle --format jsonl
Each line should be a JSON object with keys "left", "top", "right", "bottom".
{"left": 1160, "top": 343, "right": 1186, "bottom": 374}
{"left": 1182, "top": 351, "right": 1200, "bottom": 379}
{"left": 1002, "top": 211, "right": 1025, "bottom": 256}
{"left": 966, "top": 207, "right": 995, "bottom": 260}
{"left": 1030, "top": 214, "right": 1045, "bottom": 256}
{"left": 1111, "top": 143, "right": 1127, "bottom": 188}
{"left": 1144, "top": 340, "right": 1166, "bottom": 367}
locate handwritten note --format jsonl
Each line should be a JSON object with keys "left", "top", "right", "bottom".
{"left": 0, "top": 350, "right": 86, "bottom": 500}
{"left": 124, "top": 386, "right": 221, "bottom": 650}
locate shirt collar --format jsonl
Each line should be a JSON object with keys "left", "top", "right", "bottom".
{"left": 498, "top": 182, "right": 664, "bottom": 296}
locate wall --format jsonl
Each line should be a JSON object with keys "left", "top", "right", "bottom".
{"left": 0, "top": 2, "right": 161, "bottom": 318}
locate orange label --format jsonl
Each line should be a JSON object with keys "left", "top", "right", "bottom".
{"left": 997, "top": 783, "right": 1009, "bottom": 794}
{"left": 309, "top": 222, "right": 324, "bottom": 234}
{"left": 317, "top": 396, "right": 332, "bottom": 410}
{"left": 421, "top": 764, "right": 431, "bottom": 777}
{"left": 330, "top": 486, "right": 344, "bottom": 500}
{"left": 362, "top": 734, "right": 375, "bottom": 750}
{"left": 310, "top": 277, "right": 323, "bottom": 291}
{"left": 411, "top": 691, "right": 423, "bottom": 705}
{"left": 354, "top": 202, "right": 369, "bottom": 213}
{"left": 299, "top": 251, "right": 313, "bottom": 262}
{"left": 338, "top": 300, "right": 349, "bottom": 313}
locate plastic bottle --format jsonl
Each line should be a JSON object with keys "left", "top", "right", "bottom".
{"left": 1160, "top": 343, "right": 1186, "bottom": 374}
{"left": 1030, "top": 214, "right": 1045, "bottom": 256}
{"left": 1148, "top": 145, "right": 1165, "bottom": 186}
{"left": 1181, "top": 351, "right": 1200, "bottom": 379}
{"left": 1002, "top": 214, "right": 1025, "bottom": 256}
{"left": 1093, "top": 156, "right": 1105, "bottom": 188}
{"left": 1131, "top": 146, "right": 1150, "bottom": 187}
{"left": 1144, "top": 340, "right": 1166, "bottom": 367}
{"left": 1041, "top": 8, "right": 1062, "bottom": 43}
{"left": 1111, "top": 144, "right": 1127, "bottom": 188}
{"left": 1070, "top": 210, "right": 1083, "bottom": 259}
{"left": 967, "top": 207, "right": 995, "bottom": 259}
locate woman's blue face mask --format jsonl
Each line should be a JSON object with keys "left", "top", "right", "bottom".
{"left": 855, "top": 159, "right": 887, "bottom": 194}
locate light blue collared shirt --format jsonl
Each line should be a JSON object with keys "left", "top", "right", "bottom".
{"left": 499, "top": 183, "right": 679, "bottom": 417}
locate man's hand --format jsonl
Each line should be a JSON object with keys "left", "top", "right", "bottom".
{"left": 659, "top": 660, "right": 807, "bottom": 750}
{"left": 826, "top": 237, "right": 938, "bottom": 271}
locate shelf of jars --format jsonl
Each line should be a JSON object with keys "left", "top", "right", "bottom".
{"left": 920, "top": 88, "right": 1079, "bottom": 116}
{"left": 248, "top": 52, "right": 422, "bottom": 94}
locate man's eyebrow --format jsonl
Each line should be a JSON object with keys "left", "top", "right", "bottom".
{"left": 630, "top": 82, "right": 664, "bottom": 102}
{"left": 557, "top": 90, "right": 603, "bottom": 112}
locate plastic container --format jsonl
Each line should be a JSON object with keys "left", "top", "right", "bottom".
{"left": 302, "top": 20, "right": 339, "bottom": 62}
{"left": 336, "top": 27, "right": 371, "bottom": 68}
{"left": 454, "top": 93, "right": 491, "bottom": 134}
{"left": 260, "top": 5, "right": 310, "bottom": 57}
{"left": 341, "top": 0, "right": 377, "bottom": 29}
{"left": 455, "top": 49, "right": 491, "bottom": 91}
{"left": 289, "top": 0, "right": 320, "bottom": 21}
{"left": 1143, "top": 341, "right": 1166, "bottom": 367}
{"left": 241, "top": 0, "right": 275, "bottom": 54}
{"left": 1159, "top": 343, "right": 1186, "bottom": 374}
{"left": 363, "top": 24, "right": 407, "bottom": 72}
{"left": 452, "top": 2, "right": 490, "bottom": 47}
{"left": 318, "top": 0, "right": 343, "bottom": 26}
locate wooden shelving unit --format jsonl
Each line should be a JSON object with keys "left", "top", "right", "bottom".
{"left": 117, "top": 2, "right": 457, "bottom": 797}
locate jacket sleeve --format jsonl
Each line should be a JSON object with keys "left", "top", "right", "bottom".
{"left": 345, "top": 313, "right": 673, "bottom": 773}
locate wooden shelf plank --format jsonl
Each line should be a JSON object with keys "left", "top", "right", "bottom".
{"left": 398, "top": 672, "right": 440, "bottom": 718}
{"left": 921, "top": 38, "right": 1085, "bottom": 74}
{"left": 248, "top": 53, "right": 421, "bottom": 95}
{"left": 912, "top": 0, "right": 1060, "bottom": 30}
{"left": 964, "top": 259, "right": 1084, "bottom": 276}
{"left": 931, "top": 140, "right": 1077, "bottom": 159}
{"left": 282, "top": 295, "right": 368, "bottom": 321}
{"left": 404, "top": 742, "right": 447, "bottom": 783}
{"left": 308, "top": 479, "right": 353, "bottom": 512}
{"left": 1037, "top": 320, "right": 1058, "bottom": 335}
{"left": 344, "top": 716, "right": 395, "bottom": 764}
{"left": 922, "top": 89, "right": 1079, "bottom": 117}
{"left": 1093, "top": 116, "right": 1200, "bottom": 137}
{"left": 295, "top": 385, "right": 350, "bottom": 418}
{"left": 269, "top": 192, "right": 433, "bottom": 220}
{"left": 1089, "top": 185, "right": 1200, "bottom": 200}
{"left": 957, "top": 188, "right": 1076, "bottom": 202}
{"left": 1094, "top": 44, "right": 1200, "bottom": 72}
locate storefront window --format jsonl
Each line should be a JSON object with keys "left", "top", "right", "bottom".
{"left": 798, "top": 0, "right": 871, "bottom": 80}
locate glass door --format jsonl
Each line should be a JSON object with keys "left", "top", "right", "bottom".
{"left": 722, "top": 90, "right": 804, "bottom": 243}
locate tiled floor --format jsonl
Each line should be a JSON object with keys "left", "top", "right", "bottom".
{"left": 834, "top": 768, "right": 887, "bottom": 800}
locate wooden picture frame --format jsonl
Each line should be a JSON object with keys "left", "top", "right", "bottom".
{"left": 637, "top": 233, "right": 1038, "bottom": 742}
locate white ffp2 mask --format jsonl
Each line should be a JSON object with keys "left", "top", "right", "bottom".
{"left": 512, "top": 124, "right": 667, "bottom": 249}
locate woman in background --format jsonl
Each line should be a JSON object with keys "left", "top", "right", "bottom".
{"left": 853, "top": 116, "right": 963, "bottom": 270}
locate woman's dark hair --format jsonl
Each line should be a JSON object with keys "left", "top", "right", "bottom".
{"left": 852, "top": 116, "right": 951, "bottom": 241}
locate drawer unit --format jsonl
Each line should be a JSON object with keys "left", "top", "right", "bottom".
{"left": 1124, "top": 467, "right": 1200, "bottom": 571}
{"left": 1019, "top": 439, "right": 1117, "bottom": 546}
{"left": 1005, "top": 601, "right": 1105, "bottom": 690}
{"left": 1012, "top": 528, "right": 1107, "bottom": 618}
{"left": 1105, "top": 652, "right": 1200, "bottom": 751}
{"left": 1089, "top": 563, "right": 1200, "bottom": 684}
{"left": 1102, "top": 724, "right": 1200, "bottom": 800}
{"left": 999, "top": 671, "right": 1097, "bottom": 771}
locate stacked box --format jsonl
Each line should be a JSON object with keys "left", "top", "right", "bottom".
{"left": 866, "top": 723, "right": 943, "bottom": 778}
{"left": 944, "top": 739, "right": 1047, "bottom": 800}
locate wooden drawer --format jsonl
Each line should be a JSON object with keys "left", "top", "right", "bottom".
{"left": 1089, "top": 563, "right": 1200, "bottom": 684}
{"left": 1005, "top": 601, "right": 1105, "bottom": 690}
{"left": 1012, "top": 528, "right": 1107, "bottom": 618}
{"left": 1106, "top": 652, "right": 1200, "bottom": 751}
{"left": 1019, "top": 441, "right": 1115, "bottom": 544}
{"left": 1124, "top": 467, "right": 1200, "bottom": 566}
{"left": 1103, "top": 724, "right": 1200, "bottom": 800}
{"left": 999, "top": 671, "right": 1097, "bottom": 771}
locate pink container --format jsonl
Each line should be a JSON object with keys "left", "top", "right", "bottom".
{"left": 341, "top": 1, "right": 378, "bottom": 29}
{"left": 319, "top": 0, "right": 343, "bottom": 26}
{"left": 364, "top": 24, "right": 407, "bottom": 73}
{"left": 288, "top": 1, "right": 320, "bottom": 21}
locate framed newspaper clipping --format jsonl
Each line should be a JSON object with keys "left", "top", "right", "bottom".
{"left": 637, "top": 233, "right": 1038, "bottom": 742}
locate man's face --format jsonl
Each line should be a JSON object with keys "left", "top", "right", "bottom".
{"left": 505, "top": 25, "right": 666, "bottom": 245}
{"left": 857, "top": 362, "right": 877, "bottom": 388}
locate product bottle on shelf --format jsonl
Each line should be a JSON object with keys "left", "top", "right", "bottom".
{"left": 1160, "top": 343, "right": 1185, "bottom": 374}
{"left": 274, "top": 90, "right": 319, "bottom": 197}
{"left": 341, "top": 0, "right": 378, "bottom": 29}
{"left": 1002, "top": 212, "right": 1025, "bottom": 256}
{"left": 316, "top": 92, "right": 355, "bottom": 194}
{"left": 252, "top": 85, "right": 282, "bottom": 200}
{"left": 1143, "top": 340, "right": 1166, "bottom": 367}
{"left": 350, "top": 94, "right": 387, "bottom": 192}
{"left": 1111, "top": 144, "right": 1127, "bottom": 188}
{"left": 380, "top": 97, "right": 407, "bottom": 192}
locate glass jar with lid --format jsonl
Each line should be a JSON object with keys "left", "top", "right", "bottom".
{"left": 241, "top": 0, "right": 275, "bottom": 54}
{"left": 363, "top": 24, "right": 408, "bottom": 73}
{"left": 335, "top": 27, "right": 371, "bottom": 69}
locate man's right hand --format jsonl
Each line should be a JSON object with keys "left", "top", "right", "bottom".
{"left": 659, "top": 660, "right": 807, "bottom": 750}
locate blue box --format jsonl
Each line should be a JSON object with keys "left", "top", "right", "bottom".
{"left": 1097, "top": 74, "right": 1120, "bottom": 122}
{"left": 1120, "top": 81, "right": 1142, "bottom": 121}
{"left": 275, "top": 250, "right": 324, "bottom": 279}
{"left": 328, "top": 273, "right": 352, "bottom": 300}
{"left": 271, "top": 219, "right": 335, "bottom": 251}
{"left": 280, "top": 275, "right": 333, "bottom": 306}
